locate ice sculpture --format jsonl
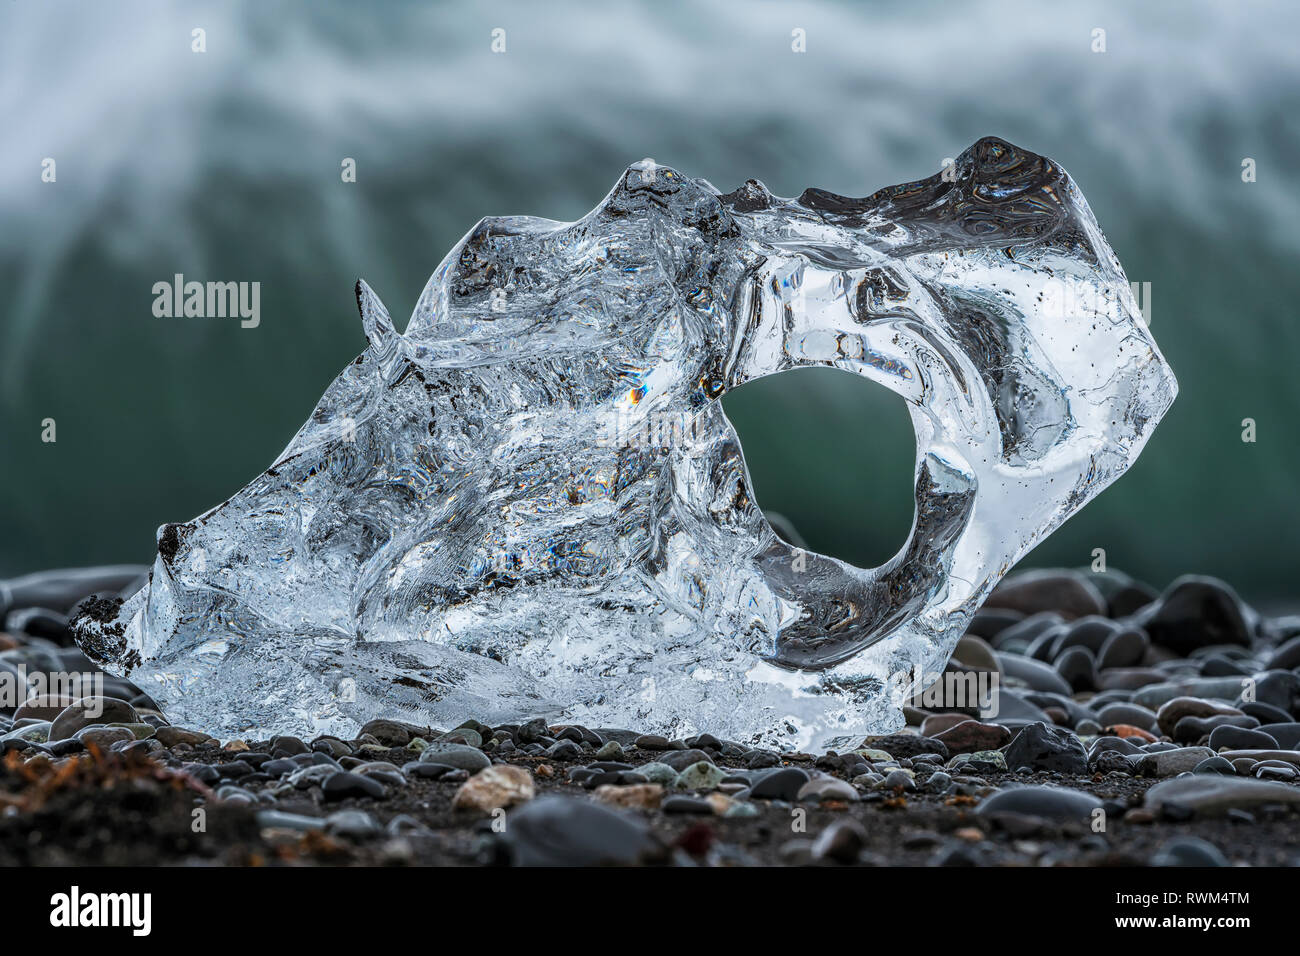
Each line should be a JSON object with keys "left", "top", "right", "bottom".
{"left": 76, "top": 138, "right": 1176, "bottom": 748}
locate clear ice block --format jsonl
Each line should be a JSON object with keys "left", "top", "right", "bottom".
{"left": 75, "top": 138, "right": 1177, "bottom": 749}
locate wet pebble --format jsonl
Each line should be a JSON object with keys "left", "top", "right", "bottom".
{"left": 674, "top": 761, "right": 727, "bottom": 791}
{"left": 797, "top": 775, "right": 860, "bottom": 802}
{"left": 1144, "top": 775, "right": 1300, "bottom": 815}
{"left": 858, "top": 732, "right": 948, "bottom": 761}
{"left": 1208, "top": 725, "right": 1278, "bottom": 751}
{"left": 503, "top": 795, "right": 660, "bottom": 866}
{"left": 811, "top": 818, "right": 868, "bottom": 864}
{"left": 594, "top": 740, "right": 625, "bottom": 761}
{"left": 418, "top": 742, "right": 490, "bottom": 771}
{"left": 48, "top": 696, "right": 138, "bottom": 741}
{"left": 932, "top": 719, "right": 1011, "bottom": 754}
{"left": 977, "top": 785, "right": 1102, "bottom": 823}
{"left": 453, "top": 765, "right": 535, "bottom": 811}
{"left": 321, "top": 771, "right": 387, "bottom": 801}
{"left": 1003, "top": 721, "right": 1088, "bottom": 774}
{"left": 749, "top": 767, "right": 810, "bottom": 801}
{"left": 1151, "top": 837, "right": 1229, "bottom": 867}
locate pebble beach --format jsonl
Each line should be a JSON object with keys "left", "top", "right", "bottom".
{"left": 3, "top": 564, "right": 1299, "bottom": 867}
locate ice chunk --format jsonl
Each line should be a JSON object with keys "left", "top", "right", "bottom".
{"left": 75, "top": 138, "right": 1176, "bottom": 749}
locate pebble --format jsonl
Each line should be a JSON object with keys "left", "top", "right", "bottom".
{"left": 952, "top": 634, "right": 1000, "bottom": 672}
{"left": 503, "top": 796, "right": 661, "bottom": 866}
{"left": 1134, "top": 677, "right": 1242, "bottom": 709}
{"left": 661, "top": 794, "right": 715, "bottom": 815}
{"left": 1003, "top": 721, "right": 1088, "bottom": 774}
{"left": 452, "top": 765, "right": 535, "bottom": 812}
{"left": 256, "top": 809, "right": 324, "bottom": 832}
{"left": 385, "top": 814, "right": 433, "bottom": 837}
{"left": 1238, "top": 698, "right": 1293, "bottom": 728}
{"left": 594, "top": 783, "right": 664, "bottom": 810}
{"left": 1265, "top": 635, "right": 1300, "bottom": 671}
{"left": 1055, "top": 646, "right": 1097, "bottom": 692}
{"left": 1254, "top": 764, "right": 1298, "bottom": 781}
{"left": 947, "top": 750, "right": 1007, "bottom": 773}
{"left": 634, "top": 762, "right": 679, "bottom": 786}
{"left": 1097, "top": 627, "right": 1150, "bottom": 669}
{"left": 749, "top": 767, "right": 810, "bottom": 801}
{"left": 215, "top": 759, "right": 254, "bottom": 780}
{"left": 1172, "top": 714, "right": 1257, "bottom": 744}
{"left": 858, "top": 733, "right": 948, "bottom": 761}
{"left": 1131, "top": 576, "right": 1253, "bottom": 655}
{"left": 923, "top": 770, "right": 952, "bottom": 792}
{"left": 74, "top": 726, "right": 135, "bottom": 749}
{"left": 674, "top": 761, "right": 727, "bottom": 791}
{"left": 854, "top": 748, "right": 893, "bottom": 763}
{"left": 1144, "top": 775, "right": 1300, "bottom": 815}
{"left": 45, "top": 738, "right": 84, "bottom": 757}
{"left": 155, "top": 726, "right": 214, "bottom": 748}
{"left": 321, "top": 771, "right": 387, "bottom": 801}
{"left": 984, "top": 570, "right": 1107, "bottom": 620}
{"left": 1105, "top": 723, "right": 1156, "bottom": 743}
{"left": 2, "top": 721, "right": 51, "bottom": 744}
{"left": 1056, "top": 615, "right": 1121, "bottom": 655}
{"left": 1095, "top": 702, "right": 1158, "bottom": 732}
{"left": 1093, "top": 570, "right": 1160, "bottom": 618}
{"left": 1208, "top": 725, "right": 1278, "bottom": 751}
{"left": 996, "top": 653, "right": 1073, "bottom": 695}
{"left": 1217, "top": 748, "right": 1300, "bottom": 766}
{"left": 1154, "top": 696, "right": 1243, "bottom": 736}
{"left": 13, "top": 695, "right": 77, "bottom": 722}
{"left": 594, "top": 740, "right": 625, "bottom": 761}
{"left": 873, "top": 770, "right": 916, "bottom": 793}
{"left": 48, "top": 696, "right": 138, "bottom": 741}
{"left": 1259, "top": 722, "right": 1300, "bottom": 748}
{"left": 810, "top": 818, "right": 868, "bottom": 864}
{"left": 311, "top": 735, "right": 353, "bottom": 758}
{"left": 987, "top": 690, "right": 1055, "bottom": 729}
{"left": 796, "top": 775, "right": 860, "bottom": 802}
{"left": 932, "top": 720, "right": 1011, "bottom": 754}
{"left": 976, "top": 785, "right": 1103, "bottom": 823}
{"left": 1250, "top": 670, "right": 1300, "bottom": 715}
{"left": 325, "top": 809, "right": 381, "bottom": 839}
{"left": 417, "top": 742, "right": 490, "bottom": 771}
{"left": 1151, "top": 837, "right": 1229, "bottom": 867}
{"left": 545, "top": 739, "right": 582, "bottom": 760}
{"left": 1097, "top": 668, "right": 1167, "bottom": 691}
{"left": 967, "top": 606, "right": 1027, "bottom": 639}
{"left": 513, "top": 717, "right": 548, "bottom": 744}
{"left": 902, "top": 830, "right": 943, "bottom": 849}
{"left": 357, "top": 719, "right": 415, "bottom": 747}
{"left": 1192, "top": 756, "right": 1238, "bottom": 775}
{"left": 1136, "top": 746, "right": 1216, "bottom": 777}
{"left": 653, "top": 748, "right": 715, "bottom": 771}
{"left": 352, "top": 761, "right": 407, "bottom": 786}
{"left": 918, "top": 713, "right": 972, "bottom": 737}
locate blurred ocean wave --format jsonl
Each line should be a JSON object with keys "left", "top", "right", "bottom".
{"left": 1, "top": 0, "right": 1297, "bottom": 599}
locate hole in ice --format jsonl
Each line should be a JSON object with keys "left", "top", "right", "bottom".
{"left": 721, "top": 366, "right": 916, "bottom": 571}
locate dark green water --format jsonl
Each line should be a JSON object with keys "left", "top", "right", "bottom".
{"left": 2, "top": 0, "right": 1297, "bottom": 604}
